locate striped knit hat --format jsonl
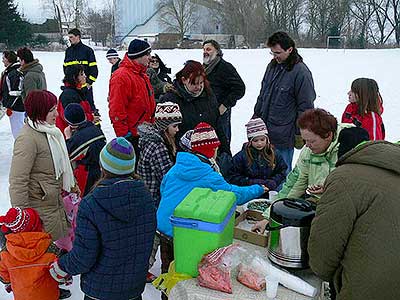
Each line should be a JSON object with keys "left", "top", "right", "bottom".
{"left": 106, "top": 48, "right": 119, "bottom": 59}
{"left": 155, "top": 102, "right": 183, "bottom": 131}
{"left": 191, "top": 122, "right": 221, "bottom": 158}
{"left": 0, "top": 207, "right": 42, "bottom": 233}
{"left": 246, "top": 118, "right": 269, "bottom": 140}
{"left": 128, "top": 39, "right": 151, "bottom": 59}
{"left": 100, "top": 137, "right": 136, "bottom": 175}
{"left": 179, "top": 129, "right": 194, "bottom": 151}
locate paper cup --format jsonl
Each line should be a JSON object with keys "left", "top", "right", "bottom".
{"left": 268, "top": 191, "right": 278, "bottom": 202}
{"left": 265, "top": 274, "right": 279, "bottom": 299}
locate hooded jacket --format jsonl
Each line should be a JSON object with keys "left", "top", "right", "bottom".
{"left": 157, "top": 151, "right": 264, "bottom": 237}
{"left": 58, "top": 177, "right": 156, "bottom": 300}
{"left": 109, "top": 54, "right": 156, "bottom": 137}
{"left": 0, "top": 232, "right": 59, "bottom": 300}
{"left": 308, "top": 141, "right": 400, "bottom": 300}
{"left": 0, "top": 62, "right": 24, "bottom": 111}
{"left": 19, "top": 59, "right": 47, "bottom": 101}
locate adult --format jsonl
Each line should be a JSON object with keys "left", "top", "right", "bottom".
{"left": 56, "top": 65, "right": 95, "bottom": 134}
{"left": 109, "top": 38, "right": 156, "bottom": 161}
{"left": 0, "top": 50, "right": 24, "bottom": 138}
{"left": 16, "top": 47, "right": 47, "bottom": 102}
{"left": 308, "top": 139, "right": 400, "bottom": 300}
{"left": 9, "top": 90, "right": 75, "bottom": 242}
{"left": 64, "top": 28, "right": 98, "bottom": 112}
{"left": 160, "top": 60, "right": 230, "bottom": 155}
{"left": 106, "top": 48, "right": 121, "bottom": 74}
{"left": 254, "top": 31, "right": 315, "bottom": 171}
{"left": 150, "top": 54, "right": 172, "bottom": 83}
{"left": 203, "top": 39, "right": 245, "bottom": 146}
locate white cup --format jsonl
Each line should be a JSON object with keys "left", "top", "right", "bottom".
{"left": 265, "top": 274, "right": 279, "bottom": 299}
{"left": 268, "top": 191, "right": 278, "bottom": 202}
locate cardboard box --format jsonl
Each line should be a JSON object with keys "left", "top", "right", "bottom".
{"left": 234, "top": 210, "right": 268, "bottom": 247}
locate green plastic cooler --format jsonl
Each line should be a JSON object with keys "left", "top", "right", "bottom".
{"left": 171, "top": 188, "right": 236, "bottom": 277}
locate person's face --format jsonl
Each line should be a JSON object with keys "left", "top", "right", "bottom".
{"left": 149, "top": 56, "right": 160, "bottom": 69}
{"left": 68, "top": 34, "right": 80, "bottom": 45}
{"left": 166, "top": 123, "right": 179, "bottom": 137}
{"left": 348, "top": 90, "right": 357, "bottom": 103}
{"left": 300, "top": 128, "right": 333, "bottom": 154}
{"left": 203, "top": 43, "right": 218, "bottom": 64}
{"left": 45, "top": 105, "right": 58, "bottom": 125}
{"left": 107, "top": 57, "right": 119, "bottom": 65}
{"left": 251, "top": 135, "right": 267, "bottom": 151}
{"left": 182, "top": 75, "right": 204, "bottom": 94}
{"left": 77, "top": 71, "right": 86, "bottom": 85}
{"left": 135, "top": 52, "right": 151, "bottom": 67}
{"left": 269, "top": 44, "right": 292, "bottom": 64}
{"left": 2, "top": 55, "right": 10, "bottom": 68}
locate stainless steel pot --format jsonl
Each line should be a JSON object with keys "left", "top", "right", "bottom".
{"left": 266, "top": 199, "right": 315, "bottom": 268}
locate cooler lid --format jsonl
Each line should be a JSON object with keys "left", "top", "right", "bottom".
{"left": 174, "top": 188, "right": 236, "bottom": 224}
{"left": 270, "top": 198, "right": 315, "bottom": 227}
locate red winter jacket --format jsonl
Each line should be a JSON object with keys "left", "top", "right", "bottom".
{"left": 341, "top": 102, "right": 385, "bottom": 140}
{"left": 109, "top": 54, "right": 156, "bottom": 137}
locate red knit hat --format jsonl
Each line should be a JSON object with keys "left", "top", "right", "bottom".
{"left": 0, "top": 207, "right": 43, "bottom": 233}
{"left": 191, "top": 122, "right": 221, "bottom": 158}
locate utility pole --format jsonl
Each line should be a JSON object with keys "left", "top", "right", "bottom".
{"left": 75, "top": 0, "right": 83, "bottom": 28}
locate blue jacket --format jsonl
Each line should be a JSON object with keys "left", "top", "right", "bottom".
{"left": 228, "top": 143, "right": 288, "bottom": 190}
{"left": 157, "top": 152, "right": 264, "bottom": 237}
{"left": 59, "top": 177, "right": 156, "bottom": 300}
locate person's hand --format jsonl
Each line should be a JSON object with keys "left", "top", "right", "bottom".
{"left": 261, "top": 184, "right": 269, "bottom": 193}
{"left": 164, "top": 83, "right": 174, "bottom": 93}
{"left": 70, "top": 184, "right": 81, "bottom": 197}
{"left": 251, "top": 219, "right": 268, "bottom": 234}
{"left": 294, "top": 134, "right": 305, "bottom": 149}
{"left": 86, "top": 83, "right": 92, "bottom": 89}
{"left": 306, "top": 184, "right": 324, "bottom": 195}
{"left": 219, "top": 104, "right": 227, "bottom": 115}
{"left": 93, "top": 114, "right": 101, "bottom": 124}
{"left": 64, "top": 126, "right": 73, "bottom": 139}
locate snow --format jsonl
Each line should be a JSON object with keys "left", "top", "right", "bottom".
{"left": 0, "top": 47, "right": 399, "bottom": 299}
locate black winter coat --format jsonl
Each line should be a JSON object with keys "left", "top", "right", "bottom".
{"left": 0, "top": 62, "right": 24, "bottom": 111}
{"left": 206, "top": 58, "right": 245, "bottom": 108}
{"left": 58, "top": 177, "right": 156, "bottom": 300}
{"left": 59, "top": 85, "right": 86, "bottom": 108}
{"left": 160, "top": 80, "right": 230, "bottom": 155}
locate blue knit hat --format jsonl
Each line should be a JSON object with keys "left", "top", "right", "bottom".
{"left": 64, "top": 103, "right": 86, "bottom": 126}
{"left": 100, "top": 137, "right": 136, "bottom": 175}
{"left": 106, "top": 48, "right": 119, "bottom": 59}
{"left": 128, "top": 39, "right": 151, "bottom": 59}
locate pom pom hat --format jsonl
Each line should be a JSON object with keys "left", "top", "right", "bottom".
{"left": 155, "top": 102, "right": 182, "bottom": 131}
{"left": 100, "top": 137, "right": 136, "bottom": 175}
{"left": 191, "top": 122, "right": 221, "bottom": 159}
{"left": 246, "top": 118, "right": 269, "bottom": 140}
{"left": 0, "top": 207, "right": 42, "bottom": 233}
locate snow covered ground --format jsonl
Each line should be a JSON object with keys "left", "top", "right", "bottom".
{"left": 0, "top": 47, "right": 399, "bottom": 299}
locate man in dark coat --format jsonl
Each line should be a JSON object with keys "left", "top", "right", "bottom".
{"left": 106, "top": 48, "right": 121, "bottom": 74}
{"left": 203, "top": 39, "right": 245, "bottom": 146}
{"left": 64, "top": 28, "right": 98, "bottom": 112}
{"left": 254, "top": 32, "right": 315, "bottom": 172}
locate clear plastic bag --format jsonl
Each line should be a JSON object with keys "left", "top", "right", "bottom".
{"left": 237, "top": 263, "right": 266, "bottom": 291}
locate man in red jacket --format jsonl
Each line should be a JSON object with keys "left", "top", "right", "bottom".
{"left": 108, "top": 39, "right": 156, "bottom": 163}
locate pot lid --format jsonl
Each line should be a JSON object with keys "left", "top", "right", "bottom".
{"left": 270, "top": 198, "right": 315, "bottom": 227}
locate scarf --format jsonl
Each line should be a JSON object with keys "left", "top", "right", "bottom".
{"left": 204, "top": 56, "right": 221, "bottom": 75}
{"left": 27, "top": 118, "right": 75, "bottom": 192}
{"left": 184, "top": 84, "right": 204, "bottom": 98}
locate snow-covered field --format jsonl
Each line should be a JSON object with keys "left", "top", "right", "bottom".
{"left": 0, "top": 47, "right": 399, "bottom": 299}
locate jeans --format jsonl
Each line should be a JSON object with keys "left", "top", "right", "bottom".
{"left": 275, "top": 147, "right": 294, "bottom": 175}
{"left": 219, "top": 107, "right": 232, "bottom": 146}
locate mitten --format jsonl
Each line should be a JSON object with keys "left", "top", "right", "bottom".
{"left": 294, "top": 134, "right": 305, "bottom": 150}
{"left": 49, "top": 259, "right": 71, "bottom": 284}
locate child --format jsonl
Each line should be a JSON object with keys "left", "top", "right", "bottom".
{"left": 228, "top": 118, "right": 287, "bottom": 191}
{"left": 342, "top": 78, "right": 385, "bottom": 140}
{"left": 137, "top": 101, "right": 182, "bottom": 282}
{"left": 0, "top": 207, "right": 70, "bottom": 300}
{"left": 49, "top": 137, "right": 156, "bottom": 300}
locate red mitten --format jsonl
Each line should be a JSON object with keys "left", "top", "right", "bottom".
{"left": 49, "top": 259, "right": 71, "bottom": 284}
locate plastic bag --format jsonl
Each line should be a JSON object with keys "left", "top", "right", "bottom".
{"left": 237, "top": 263, "right": 266, "bottom": 291}
{"left": 153, "top": 261, "right": 192, "bottom": 297}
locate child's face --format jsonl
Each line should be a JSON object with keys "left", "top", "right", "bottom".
{"left": 166, "top": 123, "right": 179, "bottom": 138}
{"left": 348, "top": 90, "right": 357, "bottom": 103}
{"left": 251, "top": 136, "right": 267, "bottom": 150}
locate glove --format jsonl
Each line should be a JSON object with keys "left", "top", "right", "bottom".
{"left": 294, "top": 134, "right": 305, "bottom": 150}
{"left": 4, "top": 283, "right": 12, "bottom": 293}
{"left": 49, "top": 260, "right": 72, "bottom": 285}
{"left": 163, "top": 83, "right": 174, "bottom": 93}
{"left": 124, "top": 132, "right": 132, "bottom": 139}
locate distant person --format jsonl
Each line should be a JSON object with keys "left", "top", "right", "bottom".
{"left": 64, "top": 28, "right": 98, "bottom": 113}
{"left": 109, "top": 39, "right": 156, "bottom": 161}
{"left": 342, "top": 77, "right": 384, "bottom": 140}
{"left": 149, "top": 53, "right": 172, "bottom": 83}
{"left": 308, "top": 138, "right": 400, "bottom": 300}
{"left": 147, "top": 54, "right": 173, "bottom": 102}
{"left": 0, "top": 50, "right": 24, "bottom": 138}
{"left": 16, "top": 47, "right": 47, "bottom": 101}
{"left": 106, "top": 48, "right": 121, "bottom": 74}
{"left": 203, "top": 39, "right": 245, "bottom": 146}
{"left": 254, "top": 31, "right": 315, "bottom": 171}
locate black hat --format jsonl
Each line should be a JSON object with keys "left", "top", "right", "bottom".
{"left": 203, "top": 39, "right": 223, "bottom": 56}
{"left": 127, "top": 39, "right": 151, "bottom": 59}
{"left": 338, "top": 127, "right": 370, "bottom": 158}
{"left": 64, "top": 103, "right": 86, "bottom": 126}
{"left": 106, "top": 48, "right": 119, "bottom": 59}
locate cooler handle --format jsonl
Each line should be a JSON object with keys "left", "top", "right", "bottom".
{"left": 283, "top": 199, "right": 313, "bottom": 211}
{"left": 169, "top": 217, "right": 199, "bottom": 229}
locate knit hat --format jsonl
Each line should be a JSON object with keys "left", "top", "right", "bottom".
{"left": 179, "top": 129, "right": 194, "bottom": 151}
{"left": 246, "top": 118, "right": 269, "bottom": 140}
{"left": 106, "top": 48, "right": 119, "bottom": 59}
{"left": 128, "top": 39, "right": 151, "bottom": 59}
{"left": 338, "top": 127, "right": 370, "bottom": 158}
{"left": 155, "top": 102, "right": 182, "bottom": 131}
{"left": 0, "top": 207, "right": 42, "bottom": 233}
{"left": 64, "top": 103, "right": 86, "bottom": 126}
{"left": 100, "top": 137, "right": 136, "bottom": 175}
{"left": 191, "top": 122, "right": 221, "bottom": 158}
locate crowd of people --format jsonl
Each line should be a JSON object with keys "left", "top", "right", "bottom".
{"left": 0, "top": 28, "right": 399, "bottom": 300}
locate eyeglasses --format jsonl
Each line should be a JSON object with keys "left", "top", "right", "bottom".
{"left": 150, "top": 59, "right": 159, "bottom": 63}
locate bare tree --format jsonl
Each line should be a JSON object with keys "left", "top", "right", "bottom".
{"left": 40, "top": 0, "right": 87, "bottom": 28}
{"left": 367, "top": 0, "right": 391, "bottom": 45}
{"left": 350, "top": 0, "right": 377, "bottom": 47}
{"left": 384, "top": 0, "right": 400, "bottom": 44}
{"left": 157, "top": 0, "right": 200, "bottom": 40}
